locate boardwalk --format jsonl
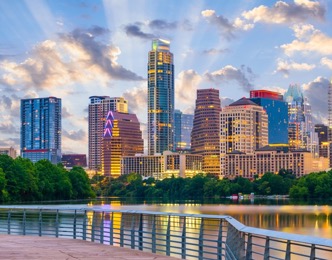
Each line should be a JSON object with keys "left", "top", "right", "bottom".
{"left": 0, "top": 235, "right": 178, "bottom": 260}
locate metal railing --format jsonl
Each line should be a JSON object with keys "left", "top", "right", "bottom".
{"left": 0, "top": 205, "right": 331, "bottom": 259}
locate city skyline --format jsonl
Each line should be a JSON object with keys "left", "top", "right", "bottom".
{"left": 1, "top": 0, "right": 332, "bottom": 155}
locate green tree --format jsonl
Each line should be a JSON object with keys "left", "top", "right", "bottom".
{"left": 68, "top": 166, "right": 95, "bottom": 199}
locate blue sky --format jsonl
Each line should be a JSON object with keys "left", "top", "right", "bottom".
{"left": 0, "top": 0, "right": 332, "bottom": 154}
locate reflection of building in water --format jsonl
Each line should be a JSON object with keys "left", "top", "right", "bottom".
{"left": 121, "top": 151, "right": 202, "bottom": 179}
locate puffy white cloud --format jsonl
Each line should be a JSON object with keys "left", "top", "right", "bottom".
{"left": 204, "top": 65, "right": 255, "bottom": 92}
{"left": 275, "top": 59, "right": 316, "bottom": 76}
{"left": 321, "top": 57, "right": 332, "bottom": 69}
{"left": 241, "top": 0, "right": 325, "bottom": 25}
{"left": 123, "top": 83, "right": 147, "bottom": 123}
{"left": 281, "top": 24, "right": 332, "bottom": 56}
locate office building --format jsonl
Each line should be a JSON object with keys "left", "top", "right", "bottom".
{"left": 121, "top": 151, "right": 202, "bottom": 179}
{"left": 314, "top": 124, "right": 328, "bottom": 158}
{"left": 220, "top": 98, "right": 268, "bottom": 175}
{"left": 191, "top": 89, "right": 221, "bottom": 176}
{"left": 174, "top": 109, "right": 194, "bottom": 151}
{"left": 225, "top": 146, "right": 314, "bottom": 179}
{"left": 147, "top": 39, "right": 174, "bottom": 155}
{"left": 88, "top": 96, "right": 128, "bottom": 171}
{"left": 21, "top": 97, "right": 61, "bottom": 164}
{"left": 102, "top": 111, "right": 143, "bottom": 177}
{"left": 250, "top": 90, "right": 288, "bottom": 145}
{"left": 284, "top": 84, "right": 318, "bottom": 156}
{"left": 62, "top": 154, "right": 87, "bottom": 168}
{"left": 0, "top": 147, "right": 17, "bottom": 158}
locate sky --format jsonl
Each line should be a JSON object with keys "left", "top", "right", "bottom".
{"left": 0, "top": 0, "right": 332, "bottom": 155}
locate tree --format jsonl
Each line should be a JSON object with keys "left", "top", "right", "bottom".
{"left": 69, "top": 166, "right": 95, "bottom": 199}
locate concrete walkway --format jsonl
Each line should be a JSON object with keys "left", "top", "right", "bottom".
{"left": 0, "top": 235, "right": 178, "bottom": 260}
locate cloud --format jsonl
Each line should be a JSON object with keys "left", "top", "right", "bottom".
{"left": 201, "top": 10, "right": 237, "bottom": 39}
{"left": 0, "top": 26, "right": 143, "bottom": 91}
{"left": 175, "top": 70, "right": 202, "bottom": 108}
{"left": 62, "top": 107, "right": 73, "bottom": 118}
{"left": 0, "top": 122, "right": 18, "bottom": 134}
{"left": 241, "top": 0, "right": 325, "bottom": 25}
{"left": 124, "top": 24, "right": 156, "bottom": 40}
{"left": 321, "top": 57, "right": 332, "bottom": 69}
{"left": 220, "top": 97, "right": 235, "bottom": 107}
{"left": 62, "top": 129, "right": 86, "bottom": 141}
{"left": 204, "top": 65, "right": 255, "bottom": 92}
{"left": 123, "top": 84, "right": 147, "bottom": 120}
{"left": 148, "top": 20, "right": 177, "bottom": 30}
{"left": 275, "top": 59, "right": 316, "bottom": 76}
{"left": 281, "top": 24, "right": 332, "bottom": 56}
{"left": 202, "top": 48, "right": 228, "bottom": 55}
{"left": 302, "top": 76, "right": 330, "bottom": 124}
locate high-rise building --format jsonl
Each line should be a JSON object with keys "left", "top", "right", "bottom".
{"left": 62, "top": 154, "right": 87, "bottom": 168}
{"left": 20, "top": 97, "right": 61, "bottom": 164}
{"left": 0, "top": 147, "right": 17, "bottom": 158}
{"left": 88, "top": 96, "right": 128, "bottom": 171}
{"left": 284, "top": 84, "right": 318, "bottom": 155}
{"left": 220, "top": 98, "right": 268, "bottom": 176}
{"left": 250, "top": 90, "right": 288, "bottom": 145}
{"left": 147, "top": 39, "right": 174, "bottom": 155}
{"left": 102, "top": 111, "right": 143, "bottom": 177}
{"left": 174, "top": 109, "right": 194, "bottom": 151}
{"left": 191, "top": 89, "right": 221, "bottom": 176}
{"left": 314, "top": 124, "right": 329, "bottom": 158}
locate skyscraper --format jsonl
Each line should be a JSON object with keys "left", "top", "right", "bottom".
{"left": 284, "top": 84, "right": 318, "bottom": 155}
{"left": 174, "top": 109, "right": 194, "bottom": 151}
{"left": 148, "top": 39, "right": 174, "bottom": 155}
{"left": 20, "top": 97, "right": 61, "bottom": 164}
{"left": 250, "top": 90, "right": 288, "bottom": 145}
{"left": 191, "top": 89, "right": 221, "bottom": 176}
{"left": 314, "top": 124, "right": 328, "bottom": 158}
{"left": 88, "top": 96, "right": 128, "bottom": 171}
{"left": 102, "top": 111, "right": 143, "bottom": 177}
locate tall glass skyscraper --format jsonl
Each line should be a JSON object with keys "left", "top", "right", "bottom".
{"left": 20, "top": 97, "right": 61, "bottom": 164}
{"left": 148, "top": 39, "right": 174, "bottom": 155}
{"left": 174, "top": 109, "right": 194, "bottom": 151}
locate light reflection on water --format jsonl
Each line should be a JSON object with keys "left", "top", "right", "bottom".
{"left": 95, "top": 202, "right": 332, "bottom": 239}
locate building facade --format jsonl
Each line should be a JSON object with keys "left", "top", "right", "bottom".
{"left": 102, "top": 111, "right": 143, "bottom": 177}
{"left": 88, "top": 96, "right": 128, "bottom": 171}
{"left": 314, "top": 124, "right": 328, "bottom": 158}
{"left": 147, "top": 39, "right": 174, "bottom": 155}
{"left": 174, "top": 109, "right": 193, "bottom": 151}
{"left": 20, "top": 97, "right": 61, "bottom": 164}
{"left": 225, "top": 148, "right": 313, "bottom": 179}
{"left": 220, "top": 98, "right": 268, "bottom": 175}
{"left": 0, "top": 147, "right": 17, "bottom": 158}
{"left": 250, "top": 90, "right": 288, "bottom": 145}
{"left": 121, "top": 151, "right": 202, "bottom": 179}
{"left": 191, "top": 89, "right": 221, "bottom": 176}
{"left": 62, "top": 154, "right": 87, "bottom": 168}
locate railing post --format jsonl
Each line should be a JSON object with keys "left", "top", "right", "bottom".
{"left": 38, "top": 209, "right": 42, "bottom": 237}
{"left": 22, "top": 209, "right": 26, "bottom": 236}
{"left": 198, "top": 218, "right": 204, "bottom": 260}
{"left": 73, "top": 210, "right": 77, "bottom": 239}
{"left": 285, "top": 240, "right": 291, "bottom": 260}
{"left": 91, "top": 211, "right": 96, "bottom": 242}
{"left": 166, "top": 215, "right": 171, "bottom": 256}
{"left": 264, "top": 236, "right": 270, "bottom": 260}
{"left": 310, "top": 244, "right": 315, "bottom": 260}
{"left": 131, "top": 215, "right": 135, "bottom": 249}
{"left": 7, "top": 211, "right": 11, "bottom": 235}
{"left": 181, "top": 216, "right": 186, "bottom": 259}
{"left": 109, "top": 212, "right": 114, "bottom": 245}
{"left": 246, "top": 234, "right": 253, "bottom": 260}
{"left": 120, "top": 213, "right": 124, "bottom": 247}
{"left": 152, "top": 215, "right": 156, "bottom": 253}
{"left": 138, "top": 214, "right": 143, "bottom": 250}
{"left": 82, "top": 210, "right": 87, "bottom": 241}
{"left": 100, "top": 211, "right": 104, "bottom": 244}
{"left": 217, "top": 219, "right": 223, "bottom": 260}
{"left": 55, "top": 209, "right": 59, "bottom": 238}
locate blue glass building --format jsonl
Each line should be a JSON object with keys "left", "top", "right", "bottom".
{"left": 174, "top": 109, "right": 194, "bottom": 151}
{"left": 20, "top": 97, "right": 61, "bottom": 164}
{"left": 148, "top": 39, "right": 174, "bottom": 155}
{"left": 250, "top": 90, "right": 288, "bottom": 145}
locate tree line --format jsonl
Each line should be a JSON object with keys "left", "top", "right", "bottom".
{"left": 92, "top": 169, "right": 332, "bottom": 200}
{"left": 0, "top": 155, "right": 95, "bottom": 202}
